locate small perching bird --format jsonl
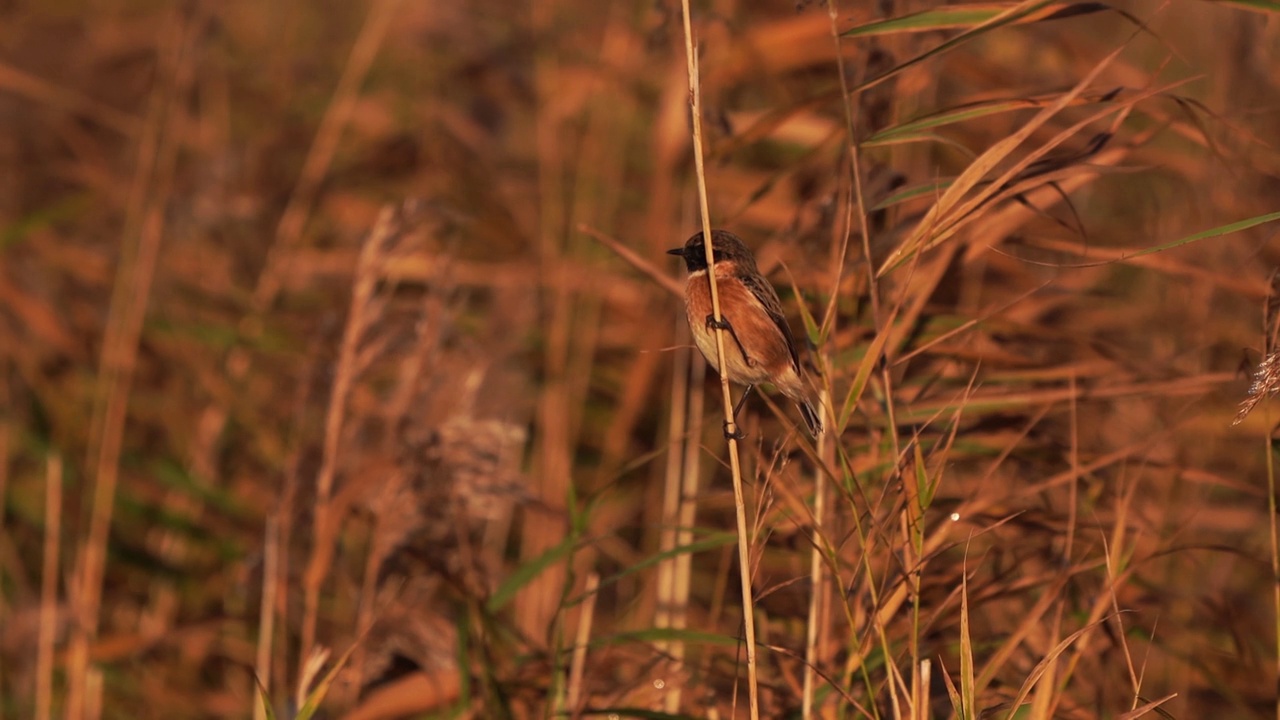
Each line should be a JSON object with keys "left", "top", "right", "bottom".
{"left": 668, "top": 229, "right": 822, "bottom": 437}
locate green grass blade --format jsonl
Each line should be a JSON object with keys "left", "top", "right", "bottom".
{"left": 590, "top": 627, "right": 742, "bottom": 649}
{"left": 579, "top": 709, "right": 707, "bottom": 719}
{"left": 488, "top": 534, "right": 577, "bottom": 612}
{"left": 572, "top": 532, "right": 736, "bottom": 604}
{"left": 1125, "top": 211, "right": 1280, "bottom": 259}
{"left": 960, "top": 568, "right": 975, "bottom": 720}
{"left": 844, "top": 3, "right": 1031, "bottom": 36}
{"left": 252, "top": 675, "right": 276, "bottom": 720}
{"left": 1205, "top": 0, "right": 1280, "bottom": 12}
{"left": 837, "top": 310, "right": 897, "bottom": 431}
{"left": 843, "top": 0, "right": 1057, "bottom": 97}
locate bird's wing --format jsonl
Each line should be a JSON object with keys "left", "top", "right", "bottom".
{"left": 740, "top": 272, "right": 803, "bottom": 372}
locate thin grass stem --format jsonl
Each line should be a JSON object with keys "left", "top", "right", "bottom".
{"left": 678, "top": 2, "right": 759, "bottom": 715}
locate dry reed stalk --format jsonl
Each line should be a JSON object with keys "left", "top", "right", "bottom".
{"left": 273, "top": 335, "right": 328, "bottom": 697}
{"left": 253, "top": 516, "right": 279, "bottom": 720}
{"left": 880, "top": 42, "right": 1134, "bottom": 274}
{"left": 563, "top": 3, "right": 637, "bottom": 462}
{"left": 83, "top": 669, "right": 102, "bottom": 720}
{"left": 827, "top": 253, "right": 931, "bottom": 703}
{"left": 597, "top": 334, "right": 666, "bottom": 484}
{"left": 345, "top": 258, "right": 455, "bottom": 702}
{"left": 518, "top": 0, "right": 575, "bottom": 646}
{"left": 677, "top": 1, "right": 759, "bottom": 716}
{"left": 1258, "top": 278, "right": 1280, "bottom": 720}
{"left": 1102, "top": 482, "right": 1145, "bottom": 709}
{"left": 973, "top": 574, "right": 1066, "bottom": 697}
{"left": 197, "top": 3, "right": 401, "bottom": 680}
{"left": 565, "top": 572, "right": 600, "bottom": 713}
{"left": 347, "top": 465, "right": 407, "bottom": 707}
{"left": 300, "top": 204, "right": 400, "bottom": 670}
{"left": 1029, "top": 379, "right": 1080, "bottom": 712}
{"left": 655, "top": 335, "right": 691, "bottom": 647}
{"left": 0, "top": 411, "right": 8, "bottom": 695}
{"left": 824, "top": 0, "right": 880, "bottom": 333}
{"left": 35, "top": 454, "right": 61, "bottom": 720}
{"left": 65, "top": 12, "right": 188, "bottom": 717}
{"left": 657, "top": 339, "right": 707, "bottom": 714}
{"left": 191, "top": 1, "right": 397, "bottom": 689}
{"left": 669, "top": 342, "right": 707, "bottom": 711}
{"left": 801, "top": 389, "right": 831, "bottom": 720}
{"left": 1015, "top": 569, "right": 1134, "bottom": 716}
{"left": 524, "top": 328, "right": 572, "bottom": 641}
{"left": 821, "top": 20, "right": 891, "bottom": 660}
{"left": 296, "top": 646, "right": 331, "bottom": 711}
{"left": 918, "top": 659, "right": 931, "bottom": 720}
{"left": 576, "top": 226, "right": 709, "bottom": 705}
{"left": 1028, "top": 374, "right": 1083, "bottom": 716}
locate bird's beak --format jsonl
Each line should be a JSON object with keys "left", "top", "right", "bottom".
{"left": 666, "top": 247, "right": 685, "bottom": 257}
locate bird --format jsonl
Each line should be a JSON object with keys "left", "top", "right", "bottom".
{"left": 667, "top": 229, "right": 822, "bottom": 437}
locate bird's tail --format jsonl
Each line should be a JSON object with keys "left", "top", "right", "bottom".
{"left": 798, "top": 397, "right": 823, "bottom": 437}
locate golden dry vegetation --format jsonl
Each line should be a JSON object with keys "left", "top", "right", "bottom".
{"left": 2, "top": 0, "right": 1280, "bottom": 718}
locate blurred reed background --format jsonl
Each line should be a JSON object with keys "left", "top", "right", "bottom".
{"left": 1, "top": 0, "right": 1279, "bottom": 717}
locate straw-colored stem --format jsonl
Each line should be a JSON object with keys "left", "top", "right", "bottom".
{"left": 825, "top": 0, "right": 879, "bottom": 331}
{"left": 677, "top": 2, "right": 758, "bottom": 717}
{"left": 253, "top": 517, "right": 279, "bottom": 720}
{"left": 66, "top": 14, "right": 185, "bottom": 715}
{"left": 566, "top": 573, "right": 600, "bottom": 712}
{"left": 667, "top": 344, "right": 707, "bottom": 714}
{"left": 1268, "top": 396, "right": 1280, "bottom": 720}
{"left": 802, "top": 390, "right": 830, "bottom": 719}
{"left": 655, "top": 333, "right": 690, "bottom": 646}
{"left": 0, "top": 412, "right": 9, "bottom": 712}
{"left": 35, "top": 454, "right": 62, "bottom": 720}
{"left": 300, "top": 205, "right": 397, "bottom": 669}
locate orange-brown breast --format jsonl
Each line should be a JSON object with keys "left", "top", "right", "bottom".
{"left": 683, "top": 265, "right": 805, "bottom": 398}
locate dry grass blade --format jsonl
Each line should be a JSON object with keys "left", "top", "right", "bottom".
{"left": 35, "top": 454, "right": 61, "bottom": 720}
{"left": 565, "top": 572, "right": 599, "bottom": 712}
{"left": 64, "top": 12, "right": 190, "bottom": 717}
{"left": 801, "top": 387, "right": 832, "bottom": 720}
{"left": 253, "top": 517, "right": 280, "bottom": 720}
{"left": 1003, "top": 619, "right": 1108, "bottom": 719}
{"left": 679, "top": 0, "right": 761, "bottom": 716}
{"left": 879, "top": 40, "right": 1130, "bottom": 275}
{"left": 1116, "top": 693, "right": 1178, "bottom": 720}
{"left": 296, "top": 647, "right": 332, "bottom": 713}
{"left": 580, "top": 224, "right": 684, "bottom": 297}
{"left": 959, "top": 553, "right": 975, "bottom": 720}
{"left": 300, "top": 203, "right": 406, "bottom": 666}
{"left": 842, "top": 0, "right": 1074, "bottom": 95}
{"left": 6, "top": 0, "right": 1280, "bottom": 716}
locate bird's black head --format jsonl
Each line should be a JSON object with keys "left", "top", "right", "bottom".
{"left": 666, "top": 229, "right": 757, "bottom": 273}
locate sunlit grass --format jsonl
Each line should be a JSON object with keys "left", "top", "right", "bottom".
{"left": 1, "top": 0, "right": 1279, "bottom": 718}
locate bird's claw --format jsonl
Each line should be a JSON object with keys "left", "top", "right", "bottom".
{"left": 705, "top": 314, "right": 732, "bottom": 331}
{"left": 723, "top": 420, "right": 746, "bottom": 441}
{"left": 704, "top": 314, "right": 755, "bottom": 367}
